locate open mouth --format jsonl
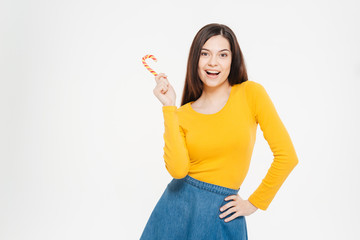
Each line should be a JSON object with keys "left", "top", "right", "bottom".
{"left": 205, "top": 70, "right": 220, "bottom": 76}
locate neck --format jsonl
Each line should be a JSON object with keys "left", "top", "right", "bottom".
{"left": 200, "top": 81, "right": 231, "bottom": 104}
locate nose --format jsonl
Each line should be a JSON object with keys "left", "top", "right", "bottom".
{"left": 208, "top": 55, "right": 218, "bottom": 67}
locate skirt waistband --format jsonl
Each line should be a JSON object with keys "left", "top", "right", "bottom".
{"left": 182, "top": 175, "right": 239, "bottom": 196}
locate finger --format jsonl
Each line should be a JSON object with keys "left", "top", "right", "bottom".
{"left": 220, "top": 206, "right": 236, "bottom": 219}
{"left": 155, "top": 73, "right": 167, "bottom": 83}
{"left": 157, "top": 77, "right": 169, "bottom": 89}
{"left": 220, "top": 200, "right": 236, "bottom": 212}
{"left": 155, "top": 82, "right": 165, "bottom": 90}
{"left": 159, "top": 84, "right": 168, "bottom": 94}
{"left": 224, "top": 195, "right": 237, "bottom": 201}
{"left": 160, "top": 78, "right": 169, "bottom": 87}
{"left": 224, "top": 211, "right": 241, "bottom": 223}
{"left": 157, "top": 76, "right": 169, "bottom": 86}
{"left": 154, "top": 83, "right": 167, "bottom": 94}
{"left": 159, "top": 82, "right": 168, "bottom": 90}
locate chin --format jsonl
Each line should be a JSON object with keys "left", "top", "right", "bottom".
{"left": 203, "top": 79, "right": 228, "bottom": 88}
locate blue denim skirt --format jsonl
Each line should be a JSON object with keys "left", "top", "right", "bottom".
{"left": 140, "top": 175, "right": 248, "bottom": 240}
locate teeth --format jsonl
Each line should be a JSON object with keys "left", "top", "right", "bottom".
{"left": 207, "top": 71, "right": 220, "bottom": 74}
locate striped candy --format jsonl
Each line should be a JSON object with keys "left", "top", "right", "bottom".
{"left": 142, "top": 55, "right": 158, "bottom": 76}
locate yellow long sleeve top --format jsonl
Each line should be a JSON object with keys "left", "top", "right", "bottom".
{"left": 161, "top": 80, "right": 298, "bottom": 211}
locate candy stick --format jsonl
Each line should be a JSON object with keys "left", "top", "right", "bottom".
{"left": 142, "top": 55, "right": 158, "bottom": 76}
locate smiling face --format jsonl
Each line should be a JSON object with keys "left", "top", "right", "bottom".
{"left": 197, "top": 35, "right": 232, "bottom": 88}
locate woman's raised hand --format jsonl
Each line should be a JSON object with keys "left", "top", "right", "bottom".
{"left": 153, "top": 73, "right": 176, "bottom": 106}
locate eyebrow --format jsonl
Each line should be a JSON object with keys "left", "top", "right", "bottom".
{"left": 201, "top": 48, "right": 231, "bottom": 52}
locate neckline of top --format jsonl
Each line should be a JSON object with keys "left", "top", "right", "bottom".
{"left": 188, "top": 84, "right": 236, "bottom": 116}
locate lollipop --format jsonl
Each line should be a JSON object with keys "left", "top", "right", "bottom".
{"left": 142, "top": 55, "right": 158, "bottom": 76}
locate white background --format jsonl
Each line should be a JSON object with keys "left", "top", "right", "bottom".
{"left": 1, "top": 0, "right": 359, "bottom": 239}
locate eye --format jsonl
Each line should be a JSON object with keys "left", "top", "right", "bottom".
{"left": 220, "top": 53, "right": 228, "bottom": 57}
{"left": 201, "top": 52, "right": 208, "bottom": 56}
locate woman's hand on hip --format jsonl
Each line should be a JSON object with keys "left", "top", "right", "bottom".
{"left": 153, "top": 73, "right": 176, "bottom": 106}
{"left": 219, "top": 194, "right": 258, "bottom": 222}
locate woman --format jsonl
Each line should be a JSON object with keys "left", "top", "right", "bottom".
{"left": 140, "top": 23, "right": 299, "bottom": 239}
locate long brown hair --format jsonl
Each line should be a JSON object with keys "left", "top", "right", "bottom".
{"left": 180, "top": 23, "right": 248, "bottom": 106}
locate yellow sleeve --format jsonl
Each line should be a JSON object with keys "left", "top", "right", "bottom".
{"left": 245, "top": 81, "right": 299, "bottom": 211}
{"left": 162, "top": 106, "right": 190, "bottom": 179}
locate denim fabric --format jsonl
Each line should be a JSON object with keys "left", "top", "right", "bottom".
{"left": 140, "top": 175, "right": 248, "bottom": 240}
